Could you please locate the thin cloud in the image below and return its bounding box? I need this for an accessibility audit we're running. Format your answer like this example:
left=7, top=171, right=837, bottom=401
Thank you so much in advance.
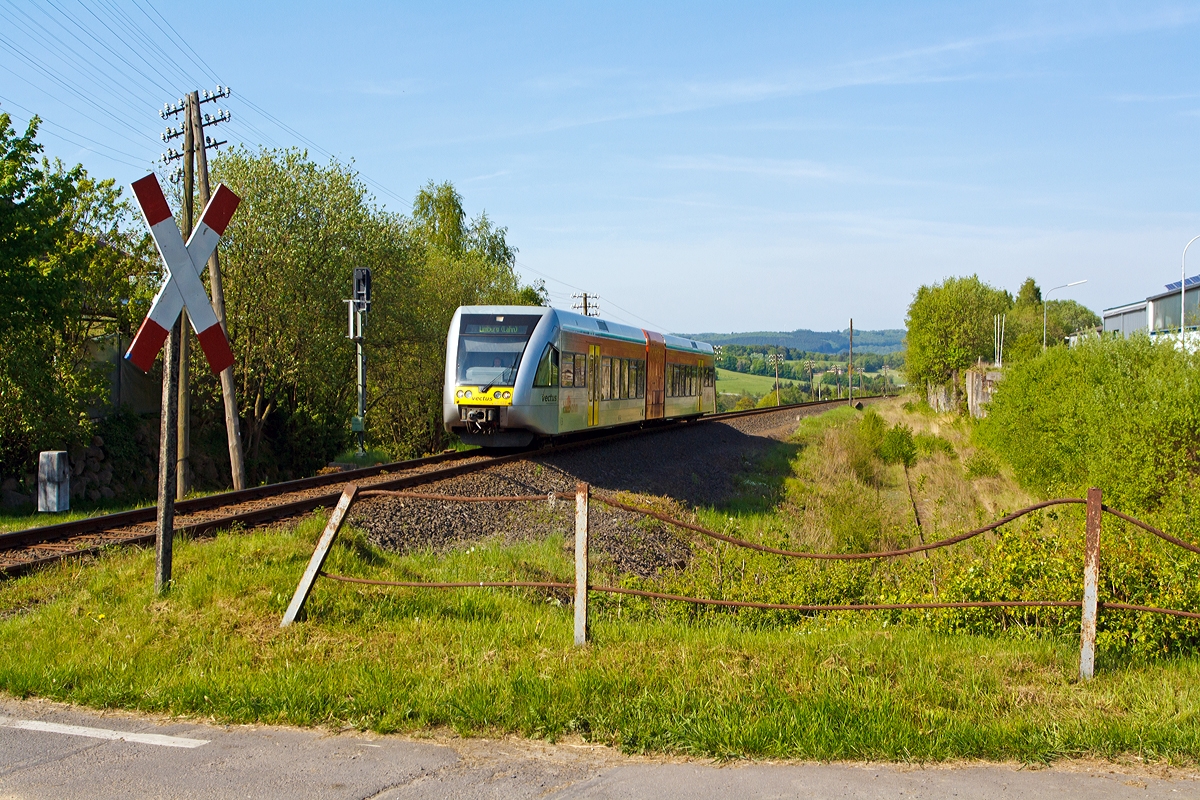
left=1111, top=92, right=1200, bottom=102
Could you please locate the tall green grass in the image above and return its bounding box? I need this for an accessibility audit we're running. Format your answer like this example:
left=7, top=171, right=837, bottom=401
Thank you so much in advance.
left=2, top=517, right=1200, bottom=761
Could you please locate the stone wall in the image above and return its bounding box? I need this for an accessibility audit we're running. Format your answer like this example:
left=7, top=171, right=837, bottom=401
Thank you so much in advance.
left=926, top=370, right=961, bottom=413
left=1, top=416, right=161, bottom=510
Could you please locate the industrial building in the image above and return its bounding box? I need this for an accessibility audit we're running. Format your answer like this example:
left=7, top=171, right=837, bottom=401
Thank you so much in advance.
left=1102, top=276, right=1200, bottom=342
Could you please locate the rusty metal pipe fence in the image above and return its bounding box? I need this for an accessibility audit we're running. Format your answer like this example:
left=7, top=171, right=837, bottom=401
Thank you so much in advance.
left=280, top=483, right=1200, bottom=680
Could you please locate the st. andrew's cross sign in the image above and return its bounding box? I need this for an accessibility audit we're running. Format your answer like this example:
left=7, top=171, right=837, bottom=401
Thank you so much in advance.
left=125, top=173, right=240, bottom=374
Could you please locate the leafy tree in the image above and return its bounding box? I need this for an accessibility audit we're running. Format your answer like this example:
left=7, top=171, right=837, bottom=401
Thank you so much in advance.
left=904, top=275, right=1011, bottom=390
left=1015, top=277, right=1042, bottom=307
left=1001, top=279, right=1102, bottom=365
left=0, top=113, right=156, bottom=482
left=1049, top=298, right=1100, bottom=336
left=206, top=150, right=540, bottom=479
left=0, top=114, right=78, bottom=338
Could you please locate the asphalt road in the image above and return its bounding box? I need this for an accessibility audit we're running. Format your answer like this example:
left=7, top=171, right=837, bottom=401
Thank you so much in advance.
left=1, top=696, right=1196, bottom=799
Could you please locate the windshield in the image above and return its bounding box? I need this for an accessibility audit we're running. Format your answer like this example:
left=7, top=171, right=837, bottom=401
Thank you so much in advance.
left=455, top=314, right=542, bottom=386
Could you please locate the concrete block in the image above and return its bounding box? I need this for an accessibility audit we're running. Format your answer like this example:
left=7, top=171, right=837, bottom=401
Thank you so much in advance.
left=38, top=451, right=70, bottom=512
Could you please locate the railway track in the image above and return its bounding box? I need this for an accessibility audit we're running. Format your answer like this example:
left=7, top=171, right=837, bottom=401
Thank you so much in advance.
left=0, top=396, right=876, bottom=577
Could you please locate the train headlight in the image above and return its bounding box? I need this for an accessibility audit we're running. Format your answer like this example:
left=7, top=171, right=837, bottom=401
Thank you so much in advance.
left=503, top=391, right=511, bottom=399
left=455, top=390, right=464, bottom=399
left=464, top=390, right=473, bottom=399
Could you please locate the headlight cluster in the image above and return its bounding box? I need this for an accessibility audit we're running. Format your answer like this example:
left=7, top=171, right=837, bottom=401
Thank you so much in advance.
left=455, top=389, right=511, bottom=399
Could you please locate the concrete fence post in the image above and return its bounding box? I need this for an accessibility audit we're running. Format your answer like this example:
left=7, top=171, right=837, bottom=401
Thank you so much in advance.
left=1079, top=486, right=1102, bottom=681
left=574, top=482, right=589, bottom=647
left=37, top=451, right=69, bottom=513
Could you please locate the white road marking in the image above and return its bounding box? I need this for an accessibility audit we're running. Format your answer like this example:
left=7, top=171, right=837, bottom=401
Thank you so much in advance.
left=0, top=716, right=209, bottom=749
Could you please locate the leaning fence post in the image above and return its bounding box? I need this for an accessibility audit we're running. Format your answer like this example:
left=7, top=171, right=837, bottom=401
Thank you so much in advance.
left=1079, top=486, right=1102, bottom=681
left=574, top=482, right=589, bottom=646
left=281, top=484, right=358, bottom=627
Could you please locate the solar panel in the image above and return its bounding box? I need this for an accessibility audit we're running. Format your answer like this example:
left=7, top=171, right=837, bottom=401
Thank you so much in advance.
left=1164, top=275, right=1200, bottom=291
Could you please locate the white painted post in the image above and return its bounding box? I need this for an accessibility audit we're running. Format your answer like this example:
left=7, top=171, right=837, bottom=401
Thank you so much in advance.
left=37, top=451, right=69, bottom=512
left=1079, top=487, right=1101, bottom=681
left=281, top=484, right=359, bottom=627
left=574, top=482, right=589, bottom=647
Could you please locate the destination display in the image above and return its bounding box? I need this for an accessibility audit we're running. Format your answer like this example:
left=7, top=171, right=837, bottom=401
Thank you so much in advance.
left=466, top=324, right=527, bottom=335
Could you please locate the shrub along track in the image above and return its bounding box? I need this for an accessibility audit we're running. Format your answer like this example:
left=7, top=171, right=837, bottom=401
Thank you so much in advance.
left=0, top=397, right=873, bottom=578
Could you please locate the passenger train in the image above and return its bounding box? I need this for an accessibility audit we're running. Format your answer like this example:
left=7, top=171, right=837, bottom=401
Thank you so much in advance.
left=443, top=306, right=716, bottom=447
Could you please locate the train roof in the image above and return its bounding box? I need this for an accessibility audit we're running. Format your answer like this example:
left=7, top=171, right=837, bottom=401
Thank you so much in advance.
left=452, top=306, right=714, bottom=354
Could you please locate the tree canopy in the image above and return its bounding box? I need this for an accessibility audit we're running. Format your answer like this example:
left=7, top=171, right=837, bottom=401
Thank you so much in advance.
left=904, top=275, right=1100, bottom=390
left=0, top=113, right=156, bottom=480
left=206, top=147, right=544, bottom=480
left=904, top=275, right=1011, bottom=389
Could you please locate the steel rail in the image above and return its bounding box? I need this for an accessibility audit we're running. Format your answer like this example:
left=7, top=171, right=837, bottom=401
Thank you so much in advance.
left=0, top=448, right=476, bottom=551
left=1, top=396, right=866, bottom=577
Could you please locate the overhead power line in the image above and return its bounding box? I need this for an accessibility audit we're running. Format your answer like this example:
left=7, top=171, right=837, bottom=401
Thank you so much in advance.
left=0, top=93, right=151, bottom=168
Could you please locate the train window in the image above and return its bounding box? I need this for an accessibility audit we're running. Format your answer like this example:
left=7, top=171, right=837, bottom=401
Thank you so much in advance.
left=637, top=360, right=646, bottom=398
left=456, top=313, right=540, bottom=387
left=601, top=356, right=612, bottom=400
left=704, top=367, right=714, bottom=387
left=575, top=353, right=587, bottom=387
left=560, top=352, right=575, bottom=387
left=620, top=358, right=629, bottom=399
left=533, top=344, right=559, bottom=387
left=673, top=364, right=688, bottom=397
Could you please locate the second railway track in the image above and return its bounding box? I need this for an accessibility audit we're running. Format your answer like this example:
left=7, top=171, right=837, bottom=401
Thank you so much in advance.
left=0, top=396, right=876, bottom=577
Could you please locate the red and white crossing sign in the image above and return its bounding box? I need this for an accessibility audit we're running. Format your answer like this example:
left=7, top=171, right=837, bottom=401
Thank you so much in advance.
left=125, top=173, right=240, bottom=375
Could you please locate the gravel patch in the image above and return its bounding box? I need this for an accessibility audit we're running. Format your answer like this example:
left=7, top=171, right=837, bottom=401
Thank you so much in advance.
left=352, top=402, right=868, bottom=578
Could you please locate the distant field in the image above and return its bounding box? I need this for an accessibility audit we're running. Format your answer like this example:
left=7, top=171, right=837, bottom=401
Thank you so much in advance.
left=716, top=368, right=793, bottom=396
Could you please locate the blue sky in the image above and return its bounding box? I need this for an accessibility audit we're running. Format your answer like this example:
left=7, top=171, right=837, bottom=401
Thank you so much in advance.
left=3, top=2, right=1199, bottom=333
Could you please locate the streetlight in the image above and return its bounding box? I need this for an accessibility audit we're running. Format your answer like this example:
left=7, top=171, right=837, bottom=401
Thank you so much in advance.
left=1044, top=280, right=1087, bottom=351
left=1182, top=236, right=1200, bottom=336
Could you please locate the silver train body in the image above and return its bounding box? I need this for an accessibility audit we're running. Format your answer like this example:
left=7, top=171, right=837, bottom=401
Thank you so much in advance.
left=443, top=306, right=716, bottom=447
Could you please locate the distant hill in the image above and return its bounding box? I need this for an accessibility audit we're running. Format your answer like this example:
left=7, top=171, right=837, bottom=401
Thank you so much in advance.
left=678, top=328, right=906, bottom=355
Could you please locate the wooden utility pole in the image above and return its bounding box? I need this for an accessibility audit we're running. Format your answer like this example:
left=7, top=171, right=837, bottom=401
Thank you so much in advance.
left=175, top=92, right=196, bottom=500
left=768, top=353, right=783, bottom=406
left=848, top=318, right=854, bottom=405
left=156, top=319, right=180, bottom=594
left=191, top=92, right=246, bottom=490
left=572, top=292, right=598, bottom=317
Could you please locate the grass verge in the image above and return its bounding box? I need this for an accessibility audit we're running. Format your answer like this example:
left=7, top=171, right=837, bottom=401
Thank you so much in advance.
left=2, top=512, right=1199, bottom=762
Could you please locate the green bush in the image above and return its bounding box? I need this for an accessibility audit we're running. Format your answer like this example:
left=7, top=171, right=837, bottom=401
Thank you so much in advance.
left=858, top=409, right=887, bottom=453
left=914, top=432, right=955, bottom=459
left=978, top=335, right=1200, bottom=514
left=964, top=450, right=1001, bottom=478
left=879, top=423, right=917, bottom=467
